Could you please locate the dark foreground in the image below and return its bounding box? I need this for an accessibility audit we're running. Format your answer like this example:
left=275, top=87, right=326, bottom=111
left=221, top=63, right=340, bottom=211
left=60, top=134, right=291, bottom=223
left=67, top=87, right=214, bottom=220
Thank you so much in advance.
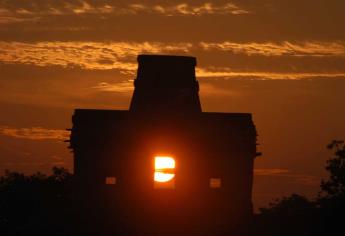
left=1, top=141, right=344, bottom=235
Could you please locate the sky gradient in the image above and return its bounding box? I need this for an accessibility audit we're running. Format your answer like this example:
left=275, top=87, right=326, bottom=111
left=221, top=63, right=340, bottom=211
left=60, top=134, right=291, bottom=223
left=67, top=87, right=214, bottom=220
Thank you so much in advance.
left=1, top=0, right=345, bottom=208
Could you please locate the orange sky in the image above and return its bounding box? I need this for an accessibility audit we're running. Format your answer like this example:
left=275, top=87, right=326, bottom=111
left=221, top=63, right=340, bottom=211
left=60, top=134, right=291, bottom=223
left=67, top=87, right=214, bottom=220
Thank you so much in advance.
left=0, top=0, right=345, bottom=208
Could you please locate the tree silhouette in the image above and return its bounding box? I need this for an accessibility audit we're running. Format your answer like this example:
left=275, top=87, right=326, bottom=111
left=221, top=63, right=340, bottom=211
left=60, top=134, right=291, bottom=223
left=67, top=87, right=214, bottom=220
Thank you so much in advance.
left=1, top=141, right=345, bottom=236
left=254, top=194, right=317, bottom=236
left=254, top=140, right=345, bottom=236
left=316, top=140, right=345, bottom=235
left=0, top=167, right=74, bottom=235
left=320, top=140, right=345, bottom=198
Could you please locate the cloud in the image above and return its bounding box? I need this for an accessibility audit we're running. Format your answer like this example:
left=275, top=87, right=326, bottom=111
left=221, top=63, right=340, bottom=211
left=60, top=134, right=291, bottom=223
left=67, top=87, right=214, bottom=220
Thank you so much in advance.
left=200, top=41, right=345, bottom=57
left=0, top=126, right=70, bottom=141
left=0, top=1, right=113, bottom=23
left=196, top=68, right=345, bottom=79
left=1, top=40, right=345, bottom=80
left=67, top=1, right=114, bottom=15
left=254, top=168, right=290, bottom=176
left=0, top=6, right=40, bottom=24
left=0, top=41, right=192, bottom=71
left=92, top=81, right=134, bottom=93
left=0, top=1, right=249, bottom=24
left=146, top=2, right=250, bottom=16
left=254, top=168, right=320, bottom=186
left=200, top=81, right=239, bottom=96
left=1, top=1, right=344, bottom=43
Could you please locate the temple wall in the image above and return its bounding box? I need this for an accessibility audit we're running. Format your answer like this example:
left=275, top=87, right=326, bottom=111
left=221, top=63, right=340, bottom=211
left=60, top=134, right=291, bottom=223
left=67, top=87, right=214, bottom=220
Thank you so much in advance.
left=70, top=110, right=257, bottom=234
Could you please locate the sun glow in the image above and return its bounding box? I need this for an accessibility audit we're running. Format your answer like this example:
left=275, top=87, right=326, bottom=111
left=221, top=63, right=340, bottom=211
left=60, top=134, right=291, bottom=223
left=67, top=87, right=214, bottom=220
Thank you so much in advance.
left=154, top=172, right=175, bottom=182
left=154, top=156, right=175, bottom=183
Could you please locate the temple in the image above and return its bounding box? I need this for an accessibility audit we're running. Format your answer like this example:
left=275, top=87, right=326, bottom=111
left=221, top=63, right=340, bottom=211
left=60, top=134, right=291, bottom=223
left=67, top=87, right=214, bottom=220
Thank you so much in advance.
left=69, top=55, right=258, bottom=235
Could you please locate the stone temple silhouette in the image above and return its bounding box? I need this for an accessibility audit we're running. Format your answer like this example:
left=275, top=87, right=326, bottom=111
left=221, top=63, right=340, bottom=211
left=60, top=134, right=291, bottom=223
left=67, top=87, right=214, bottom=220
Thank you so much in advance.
left=70, top=55, right=258, bottom=235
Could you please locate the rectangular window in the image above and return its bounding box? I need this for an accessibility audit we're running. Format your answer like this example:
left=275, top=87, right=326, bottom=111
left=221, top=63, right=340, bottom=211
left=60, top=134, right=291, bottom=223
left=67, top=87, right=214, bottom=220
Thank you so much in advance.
left=210, top=178, right=221, bottom=188
left=154, top=156, right=175, bottom=189
left=105, top=177, right=116, bottom=185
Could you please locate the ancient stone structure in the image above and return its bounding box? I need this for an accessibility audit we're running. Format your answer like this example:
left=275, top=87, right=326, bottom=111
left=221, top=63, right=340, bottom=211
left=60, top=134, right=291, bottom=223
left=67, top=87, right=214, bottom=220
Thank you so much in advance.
left=70, top=55, right=258, bottom=235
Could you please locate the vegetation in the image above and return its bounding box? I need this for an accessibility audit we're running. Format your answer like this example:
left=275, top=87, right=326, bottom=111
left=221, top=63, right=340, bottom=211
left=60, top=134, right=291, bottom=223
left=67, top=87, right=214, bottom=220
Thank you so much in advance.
left=0, top=140, right=344, bottom=235
left=0, top=167, right=74, bottom=235
left=254, top=140, right=345, bottom=235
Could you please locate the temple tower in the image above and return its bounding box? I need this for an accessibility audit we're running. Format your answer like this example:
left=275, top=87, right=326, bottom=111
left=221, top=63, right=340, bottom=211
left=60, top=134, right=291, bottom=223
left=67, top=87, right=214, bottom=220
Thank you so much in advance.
left=129, top=55, right=201, bottom=113
left=70, top=54, right=258, bottom=235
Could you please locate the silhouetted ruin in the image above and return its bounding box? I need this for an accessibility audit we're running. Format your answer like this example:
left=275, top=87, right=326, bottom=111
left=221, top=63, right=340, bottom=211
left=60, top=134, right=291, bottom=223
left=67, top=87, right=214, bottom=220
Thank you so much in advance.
left=69, top=55, right=259, bottom=235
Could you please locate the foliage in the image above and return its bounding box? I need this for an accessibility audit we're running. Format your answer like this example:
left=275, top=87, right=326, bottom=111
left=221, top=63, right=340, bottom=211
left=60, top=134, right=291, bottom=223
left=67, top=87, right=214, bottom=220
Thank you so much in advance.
left=254, top=140, right=345, bottom=236
left=259, top=193, right=315, bottom=215
left=255, top=194, right=317, bottom=236
left=0, top=167, right=74, bottom=235
left=1, top=140, right=345, bottom=235
left=320, top=140, right=345, bottom=198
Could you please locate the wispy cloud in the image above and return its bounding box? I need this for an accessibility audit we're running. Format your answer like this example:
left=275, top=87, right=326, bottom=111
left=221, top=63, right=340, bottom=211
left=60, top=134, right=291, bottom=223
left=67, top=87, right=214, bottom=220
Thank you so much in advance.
left=0, top=41, right=192, bottom=71
left=254, top=168, right=290, bottom=176
left=0, top=126, right=69, bottom=141
left=0, top=1, right=249, bottom=24
left=200, top=41, right=345, bottom=57
left=0, top=6, right=39, bottom=24
left=196, top=68, right=345, bottom=79
left=131, top=2, right=250, bottom=16
left=254, top=168, right=320, bottom=186
left=92, top=81, right=134, bottom=93
left=66, top=1, right=114, bottom=15
left=1, top=41, right=345, bottom=80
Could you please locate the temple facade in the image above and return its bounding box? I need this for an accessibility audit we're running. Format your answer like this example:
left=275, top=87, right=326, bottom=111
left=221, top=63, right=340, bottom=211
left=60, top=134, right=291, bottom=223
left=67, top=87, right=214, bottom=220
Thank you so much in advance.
left=70, top=55, right=258, bottom=235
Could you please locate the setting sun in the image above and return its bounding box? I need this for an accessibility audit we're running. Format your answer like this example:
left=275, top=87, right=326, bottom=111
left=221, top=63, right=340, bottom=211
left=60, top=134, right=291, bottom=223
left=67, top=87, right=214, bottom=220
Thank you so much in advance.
left=154, top=156, right=175, bottom=183
left=154, top=172, right=175, bottom=182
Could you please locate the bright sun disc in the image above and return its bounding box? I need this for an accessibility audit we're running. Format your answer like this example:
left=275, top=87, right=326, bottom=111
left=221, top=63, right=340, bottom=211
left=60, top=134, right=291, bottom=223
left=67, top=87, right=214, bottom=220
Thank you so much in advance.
left=154, top=156, right=175, bottom=183
left=155, top=156, right=175, bottom=169
left=154, top=172, right=175, bottom=182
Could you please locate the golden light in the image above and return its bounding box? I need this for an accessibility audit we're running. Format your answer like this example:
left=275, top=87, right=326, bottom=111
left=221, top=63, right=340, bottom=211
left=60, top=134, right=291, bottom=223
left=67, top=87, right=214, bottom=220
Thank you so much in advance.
left=154, top=156, right=175, bottom=185
left=155, top=156, right=175, bottom=170
left=154, top=172, right=175, bottom=183
left=105, top=177, right=116, bottom=185
left=210, top=178, right=221, bottom=188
